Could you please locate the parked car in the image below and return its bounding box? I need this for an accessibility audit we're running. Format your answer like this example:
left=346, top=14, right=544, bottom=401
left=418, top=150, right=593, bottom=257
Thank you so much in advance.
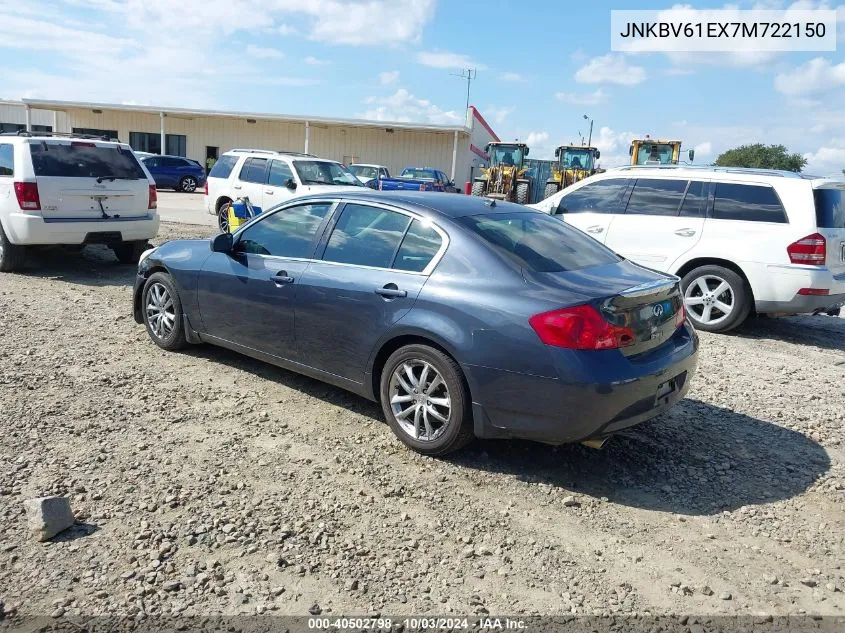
left=530, top=165, right=845, bottom=332
left=0, top=132, right=159, bottom=272
left=377, top=167, right=458, bottom=193
left=142, top=154, right=206, bottom=193
left=134, top=191, right=697, bottom=455
left=205, top=149, right=364, bottom=232
left=348, top=163, right=390, bottom=186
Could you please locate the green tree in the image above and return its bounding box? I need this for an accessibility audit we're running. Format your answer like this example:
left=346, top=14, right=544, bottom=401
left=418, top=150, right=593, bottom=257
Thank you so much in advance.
left=714, top=144, right=807, bottom=172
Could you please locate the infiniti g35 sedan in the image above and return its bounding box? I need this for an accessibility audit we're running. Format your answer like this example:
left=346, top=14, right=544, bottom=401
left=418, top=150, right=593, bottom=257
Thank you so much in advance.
left=133, top=192, right=698, bottom=455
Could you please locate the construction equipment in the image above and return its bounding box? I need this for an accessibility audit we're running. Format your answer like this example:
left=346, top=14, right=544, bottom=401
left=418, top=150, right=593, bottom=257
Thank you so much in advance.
left=630, top=136, right=694, bottom=166
left=543, top=145, right=601, bottom=199
left=470, top=142, right=533, bottom=204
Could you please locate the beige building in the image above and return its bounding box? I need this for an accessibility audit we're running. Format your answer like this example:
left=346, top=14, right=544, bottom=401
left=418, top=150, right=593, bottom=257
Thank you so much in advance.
left=0, top=99, right=499, bottom=186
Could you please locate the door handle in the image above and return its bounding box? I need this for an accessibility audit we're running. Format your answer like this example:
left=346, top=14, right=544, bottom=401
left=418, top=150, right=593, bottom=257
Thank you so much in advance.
left=233, top=184, right=242, bottom=190
left=674, top=228, right=696, bottom=237
left=265, top=190, right=274, bottom=195
left=273, top=271, right=294, bottom=285
left=586, top=225, right=604, bottom=234
left=375, top=284, right=407, bottom=299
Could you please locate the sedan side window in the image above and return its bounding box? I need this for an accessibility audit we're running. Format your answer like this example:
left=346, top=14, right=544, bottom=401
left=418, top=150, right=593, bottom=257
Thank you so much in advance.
left=556, top=178, right=629, bottom=214
left=267, top=160, right=295, bottom=187
left=393, top=220, right=443, bottom=272
left=323, top=203, right=411, bottom=268
left=235, top=203, right=333, bottom=258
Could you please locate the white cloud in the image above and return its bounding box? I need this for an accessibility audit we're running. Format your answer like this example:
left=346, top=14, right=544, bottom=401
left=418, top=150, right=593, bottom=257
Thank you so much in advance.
left=523, top=131, right=555, bottom=159
left=361, top=89, right=464, bottom=125
left=246, top=44, right=284, bottom=59
left=774, top=57, right=845, bottom=96
left=416, top=50, right=487, bottom=70
left=803, top=146, right=845, bottom=175
left=694, top=141, right=713, bottom=157
left=499, top=72, right=524, bottom=82
left=485, top=106, right=514, bottom=125
left=593, top=126, right=643, bottom=169
left=379, top=70, right=400, bottom=85
left=555, top=89, right=607, bottom=105
left=304, top=55, right=330, bottom=65
left=575, top=54, right=646, bottom=86
left=665, top=67, right=695, bottom=76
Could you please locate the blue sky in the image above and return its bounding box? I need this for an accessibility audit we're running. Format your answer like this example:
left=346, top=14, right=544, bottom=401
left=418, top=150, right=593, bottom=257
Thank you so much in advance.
left=1, top=0, right=844, bottom=173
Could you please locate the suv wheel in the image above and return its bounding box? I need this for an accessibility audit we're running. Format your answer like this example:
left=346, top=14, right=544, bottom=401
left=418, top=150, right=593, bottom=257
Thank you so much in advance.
left=379, top=344, right=474, bottom=456
left=681, top=265, right=752, bottom=333
left=0, top=222, right=26, bottom=272
left=218, top=202, right=231, bottom=233
left=179, top=176, right=198, bottom=193
left=112, top=240, right=148, bottom=265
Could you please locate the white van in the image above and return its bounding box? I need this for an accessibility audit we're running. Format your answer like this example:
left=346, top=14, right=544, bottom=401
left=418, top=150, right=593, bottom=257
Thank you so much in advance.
left=0, top=132, right=160, bottom=272
left=531, top=165, right=845, bottom=332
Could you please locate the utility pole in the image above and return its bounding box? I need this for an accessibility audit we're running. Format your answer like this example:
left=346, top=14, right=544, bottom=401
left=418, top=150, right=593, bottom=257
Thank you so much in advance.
left=451, top=68, right=477, bottom=113
left=583, top=114, right=594, bottom=146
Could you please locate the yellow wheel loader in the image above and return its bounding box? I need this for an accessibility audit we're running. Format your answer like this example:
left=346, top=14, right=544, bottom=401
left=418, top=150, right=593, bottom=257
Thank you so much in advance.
left=543, top=145, right=601, bottom=200
left=629, top=136, right=694, bottom=166
left=470, top=142, right=533, bottom=204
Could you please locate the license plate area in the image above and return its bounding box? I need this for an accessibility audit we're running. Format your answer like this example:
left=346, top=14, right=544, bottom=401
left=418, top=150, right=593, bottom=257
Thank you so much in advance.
left=655, top=377, right=678, bottom=404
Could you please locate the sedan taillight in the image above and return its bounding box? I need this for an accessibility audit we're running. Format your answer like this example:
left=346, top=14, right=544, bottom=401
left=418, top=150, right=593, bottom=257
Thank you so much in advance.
left=529, top=305, right=636, bottom=350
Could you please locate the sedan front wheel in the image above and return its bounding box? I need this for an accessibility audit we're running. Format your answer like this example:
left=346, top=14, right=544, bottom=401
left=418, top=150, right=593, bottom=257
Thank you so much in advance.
left=380, top=344, right=473, bottom=456
left=142, top=272, right=187, bottom=351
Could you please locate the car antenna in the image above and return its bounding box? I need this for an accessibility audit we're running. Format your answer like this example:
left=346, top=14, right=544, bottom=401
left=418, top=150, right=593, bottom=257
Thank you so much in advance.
left=485, top=199, right=496, bottom=207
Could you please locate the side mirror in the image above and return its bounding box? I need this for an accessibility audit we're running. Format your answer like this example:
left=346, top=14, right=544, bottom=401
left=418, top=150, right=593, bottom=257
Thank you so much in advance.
left=554, top=147, right=560, bottom=158
left=285, top=178, right=297, bottom=190
left=629, top=146, right=634, bottom=155
left=688, top=149, right=695, bottom=162
left=595, top=150, right=601, bottom=159
left=524, top=147, right=530, bottom=156
left=210, top=232, right=233, bottom=253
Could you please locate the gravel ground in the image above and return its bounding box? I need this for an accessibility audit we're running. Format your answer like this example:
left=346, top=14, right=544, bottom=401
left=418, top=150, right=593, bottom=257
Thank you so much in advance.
left=0, top=222, right=843, bottom=619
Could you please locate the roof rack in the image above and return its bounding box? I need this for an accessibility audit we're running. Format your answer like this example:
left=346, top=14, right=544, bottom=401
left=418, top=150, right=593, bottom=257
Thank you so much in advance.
left=227, top=148, right=316, bottom=158
left=0, top=130, right=119, bottom=142
left=611, top=164, right=803, bottom=179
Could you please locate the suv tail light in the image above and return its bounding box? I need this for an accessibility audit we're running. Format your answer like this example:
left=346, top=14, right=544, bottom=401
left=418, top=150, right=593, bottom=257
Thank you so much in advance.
left=529, top=304, right=636, bottom=350
left=787, top=233, right=826, bottom=265
left=14, top=182, right=41, bottom=211
left=148, top=184, right=158, bottom=210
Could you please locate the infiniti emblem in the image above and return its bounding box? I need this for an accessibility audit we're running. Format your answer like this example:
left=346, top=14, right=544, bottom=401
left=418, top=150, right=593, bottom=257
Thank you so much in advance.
left=652, top=304, right=664, bottom=318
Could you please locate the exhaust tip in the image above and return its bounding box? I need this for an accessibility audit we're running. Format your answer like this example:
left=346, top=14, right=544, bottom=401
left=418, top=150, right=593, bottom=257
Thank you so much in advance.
left=581, top=437, right=609, bottom=450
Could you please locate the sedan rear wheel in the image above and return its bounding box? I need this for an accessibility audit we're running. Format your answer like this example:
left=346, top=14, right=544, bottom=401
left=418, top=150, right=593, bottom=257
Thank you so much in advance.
left=380, top=344, right=473, bottom=456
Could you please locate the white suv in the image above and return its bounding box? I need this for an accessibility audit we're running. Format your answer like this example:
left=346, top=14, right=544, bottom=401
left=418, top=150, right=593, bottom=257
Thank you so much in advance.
left=531, top=166, right=845, bottom=332
left=205, top=149, right=365, bottom=231
left=0, top=132, right=159, bottom=272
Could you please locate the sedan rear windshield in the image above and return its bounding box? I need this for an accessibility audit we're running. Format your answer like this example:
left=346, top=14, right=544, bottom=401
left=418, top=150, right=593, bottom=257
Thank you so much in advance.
left=814, top=188, right=845, bottom=228
left=460, top=211, right=621, bottom=273
left=30, top=143, right=146, bottom=179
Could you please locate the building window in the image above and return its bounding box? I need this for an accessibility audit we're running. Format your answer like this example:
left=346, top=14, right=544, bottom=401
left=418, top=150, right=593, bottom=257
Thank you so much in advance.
left=73, top=127, right=119, bottom=140
left=0, top=123, right=52, bottom=134
left=129, top=132, right=187, bottom=157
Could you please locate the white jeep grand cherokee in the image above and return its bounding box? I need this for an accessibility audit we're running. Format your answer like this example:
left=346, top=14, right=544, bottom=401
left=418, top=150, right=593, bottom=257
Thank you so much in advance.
left=531, top=165, right=845, bottom=332
left=0, top=132, right=159, bottom=272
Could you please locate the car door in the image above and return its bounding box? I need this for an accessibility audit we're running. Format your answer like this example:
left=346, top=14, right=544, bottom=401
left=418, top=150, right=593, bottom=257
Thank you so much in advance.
left=603, top=178, right=706, bottom=272
left=552, top=177, right=630, bottom=243
left=234, top=157, right=269, bottom=210
left=143, top=157, right=164, bottom=186
left=195, top=201, right=336, bottom=359
left=163, top=157, right=188, bottom=188
left=295, top=201, right=446, bottom=383
left=264, top=159, right=298, bottom=208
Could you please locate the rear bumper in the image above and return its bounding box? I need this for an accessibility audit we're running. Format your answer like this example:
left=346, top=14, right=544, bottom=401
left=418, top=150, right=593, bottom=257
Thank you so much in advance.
left=756, top=292, right=845, bottom=315
left=751, top=264, right=845, bottom=314
left=466, top=323, right=698, bottom=444
left=3, top=212, right=159, bottom=246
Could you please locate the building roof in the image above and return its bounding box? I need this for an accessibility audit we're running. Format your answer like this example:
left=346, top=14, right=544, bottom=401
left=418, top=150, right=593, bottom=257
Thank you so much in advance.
left=21, top=98, right=471, bottom=135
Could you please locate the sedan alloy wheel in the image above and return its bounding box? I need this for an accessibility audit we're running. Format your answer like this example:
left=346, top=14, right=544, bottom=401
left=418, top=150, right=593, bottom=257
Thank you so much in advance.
left=389, top=359, right=451, bottom=442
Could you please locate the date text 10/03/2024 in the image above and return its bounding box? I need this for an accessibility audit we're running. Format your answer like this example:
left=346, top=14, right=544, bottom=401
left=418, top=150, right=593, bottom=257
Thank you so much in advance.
left=307, top=617, right=527, bottom=630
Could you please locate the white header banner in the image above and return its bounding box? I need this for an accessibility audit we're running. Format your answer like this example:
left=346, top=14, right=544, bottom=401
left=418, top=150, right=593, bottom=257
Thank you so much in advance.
left=611, top=9, right=836, bottom=52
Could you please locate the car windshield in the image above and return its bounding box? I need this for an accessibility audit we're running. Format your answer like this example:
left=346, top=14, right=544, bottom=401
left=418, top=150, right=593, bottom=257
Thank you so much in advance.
left=460, top=211, right=621, bottom=273
left=490, top=146, right=524, bottom=167
left=293, top=161, right=362, bottom=186
left=401, top=169, right=437, bottom=180
left=349, top=166, right=378, bottom=180
left=561, top=149, right=594, bottom=170
left=29, top=142, right=146, bottom=179
left=636, top=143, right=675, bottom=165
